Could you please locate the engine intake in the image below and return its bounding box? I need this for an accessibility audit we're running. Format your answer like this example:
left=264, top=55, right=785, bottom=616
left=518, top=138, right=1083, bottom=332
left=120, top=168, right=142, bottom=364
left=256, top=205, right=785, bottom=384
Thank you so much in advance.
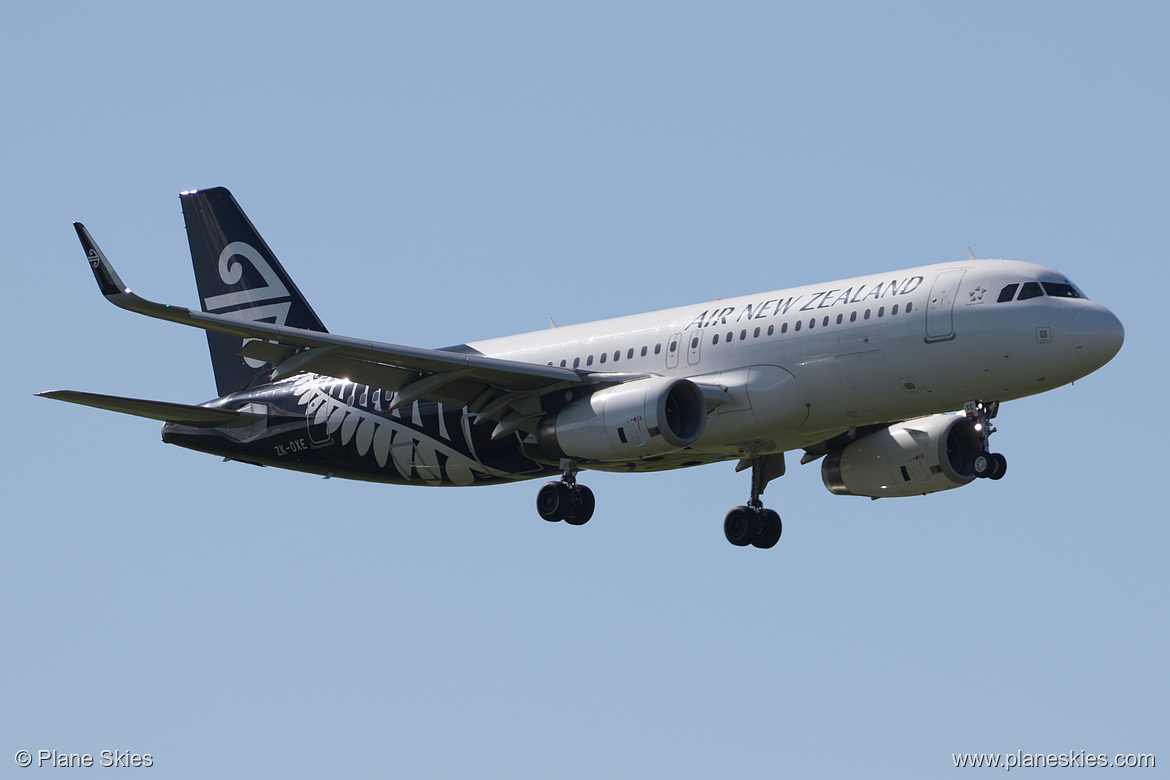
left=821, top=413, right=982, bottom=498
left=537, top=376, right=707, bottom=461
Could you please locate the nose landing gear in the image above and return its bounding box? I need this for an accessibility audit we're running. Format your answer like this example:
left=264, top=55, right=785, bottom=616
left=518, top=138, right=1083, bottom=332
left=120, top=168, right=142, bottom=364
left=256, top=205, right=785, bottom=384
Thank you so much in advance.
left=965, top=400, right=1008, bottom=480
left=536, top=458, right=595, bottom=525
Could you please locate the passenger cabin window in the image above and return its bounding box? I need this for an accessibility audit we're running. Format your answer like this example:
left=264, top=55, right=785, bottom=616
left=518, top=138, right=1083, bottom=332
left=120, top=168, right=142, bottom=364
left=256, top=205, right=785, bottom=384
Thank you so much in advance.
left=641, top=346, right=648, bottom=357
left=627, top=348, right=634, bottom=359
left=654, top=344, right=662, bottom=355
left=599, top=352, right=606, bottom=364
left=1018, top=282, right=1043, bottom=300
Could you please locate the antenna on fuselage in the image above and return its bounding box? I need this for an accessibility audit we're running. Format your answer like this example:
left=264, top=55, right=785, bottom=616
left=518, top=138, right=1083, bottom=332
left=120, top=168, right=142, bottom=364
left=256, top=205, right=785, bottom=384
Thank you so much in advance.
left=967, top=247, right=978, bottom=261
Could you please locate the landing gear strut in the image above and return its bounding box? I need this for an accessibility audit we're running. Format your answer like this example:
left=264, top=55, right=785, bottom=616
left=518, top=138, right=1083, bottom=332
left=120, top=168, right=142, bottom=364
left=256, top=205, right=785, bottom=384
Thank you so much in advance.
left=965, top=400, right=1008, bottom=481
left=724, top=453, right=784, bottom=549
left=536, top=458, right=595, bottom=525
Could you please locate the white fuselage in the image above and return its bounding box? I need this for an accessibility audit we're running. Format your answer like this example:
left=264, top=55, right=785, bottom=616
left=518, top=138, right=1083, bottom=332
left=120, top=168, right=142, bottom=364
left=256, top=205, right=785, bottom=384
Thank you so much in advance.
left=469, top=259, right=1123, bottom=465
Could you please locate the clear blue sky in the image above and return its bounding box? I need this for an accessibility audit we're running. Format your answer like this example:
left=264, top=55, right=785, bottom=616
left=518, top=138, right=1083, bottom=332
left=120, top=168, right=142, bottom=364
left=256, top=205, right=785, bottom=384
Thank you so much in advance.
left=3, top=2, right=1165, bottom=776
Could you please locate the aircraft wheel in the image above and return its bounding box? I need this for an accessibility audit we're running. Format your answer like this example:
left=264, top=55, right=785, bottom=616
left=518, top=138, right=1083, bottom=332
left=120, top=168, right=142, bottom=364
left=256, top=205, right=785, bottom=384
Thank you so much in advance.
left=537, top=481, right=571, bottom=522
left=565, top=485, right=595, bottom=526
left=752, top=508, right=782, bottom=549
left=973, top=451, right=995, bottom=479
left=724, top=505, right=761, bottom=547
left=989, top=453, right=1008, bottom=480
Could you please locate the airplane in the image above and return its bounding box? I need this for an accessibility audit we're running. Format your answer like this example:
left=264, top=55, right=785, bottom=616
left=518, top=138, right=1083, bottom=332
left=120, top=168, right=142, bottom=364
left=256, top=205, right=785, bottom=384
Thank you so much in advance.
left=38, top=187, right=1124, bottom=548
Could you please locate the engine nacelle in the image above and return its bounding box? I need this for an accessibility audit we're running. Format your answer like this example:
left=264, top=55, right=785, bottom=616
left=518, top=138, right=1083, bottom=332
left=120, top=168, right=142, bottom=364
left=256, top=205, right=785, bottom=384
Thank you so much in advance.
left=821, top=413, right=982, bottom=498
left=537, top=376, right=707, bottom=461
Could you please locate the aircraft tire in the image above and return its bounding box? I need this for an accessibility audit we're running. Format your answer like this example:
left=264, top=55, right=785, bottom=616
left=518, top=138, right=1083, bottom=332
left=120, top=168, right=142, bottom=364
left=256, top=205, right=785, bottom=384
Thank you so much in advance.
left=565, top=485, right=595, bottom=526
left=537, top=481, right=571, bottom=522
left=973, top=451, right=995, bottom=479
left=724, top=505, right=760, bottom=547
left=752, top=509, right=782, bottom=549
left=989, top=453, right=1008, bottom=480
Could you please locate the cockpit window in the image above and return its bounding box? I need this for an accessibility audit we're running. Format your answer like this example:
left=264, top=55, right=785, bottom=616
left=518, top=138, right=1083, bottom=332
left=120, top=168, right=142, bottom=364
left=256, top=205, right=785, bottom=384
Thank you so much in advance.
left=1018, top=282, right=1044, bottom=301
left=1042, top=281, right=1082, bottom=299
left=999, top=279, right=1087, bottom=303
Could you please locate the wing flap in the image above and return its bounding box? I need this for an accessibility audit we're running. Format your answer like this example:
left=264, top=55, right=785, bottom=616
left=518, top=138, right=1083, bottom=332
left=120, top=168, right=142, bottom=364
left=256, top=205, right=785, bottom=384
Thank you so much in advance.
left=36, top=390, right=264, bottom=427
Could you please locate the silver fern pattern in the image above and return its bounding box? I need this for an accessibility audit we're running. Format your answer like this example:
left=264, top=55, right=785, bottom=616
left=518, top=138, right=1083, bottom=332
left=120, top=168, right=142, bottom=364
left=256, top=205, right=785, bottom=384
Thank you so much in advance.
left=289, top=374, right=513, bottom=485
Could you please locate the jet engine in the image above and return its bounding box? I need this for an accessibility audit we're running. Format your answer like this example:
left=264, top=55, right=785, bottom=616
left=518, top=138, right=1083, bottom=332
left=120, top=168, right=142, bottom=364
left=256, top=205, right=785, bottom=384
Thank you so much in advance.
left=537, top=376, right=707, bottom=461
left=821, top=413, right=982, bottom=498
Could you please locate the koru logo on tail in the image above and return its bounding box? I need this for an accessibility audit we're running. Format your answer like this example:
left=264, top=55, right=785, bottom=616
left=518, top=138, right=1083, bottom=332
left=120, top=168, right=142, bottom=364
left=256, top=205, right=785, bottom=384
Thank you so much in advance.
left=203, top=242, right=290, bottom=311
left=203, top=242, right=292, bottom=369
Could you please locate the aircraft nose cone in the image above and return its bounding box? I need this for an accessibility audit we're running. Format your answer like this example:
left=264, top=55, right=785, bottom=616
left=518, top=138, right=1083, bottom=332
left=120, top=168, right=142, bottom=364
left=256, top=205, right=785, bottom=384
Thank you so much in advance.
left=1071, top=304, right=1124, bottom=369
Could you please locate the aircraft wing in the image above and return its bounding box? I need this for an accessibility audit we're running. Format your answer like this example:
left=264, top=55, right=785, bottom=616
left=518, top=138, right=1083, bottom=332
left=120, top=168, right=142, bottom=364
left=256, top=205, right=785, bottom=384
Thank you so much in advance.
left=75, top=223, right=588, bottom=436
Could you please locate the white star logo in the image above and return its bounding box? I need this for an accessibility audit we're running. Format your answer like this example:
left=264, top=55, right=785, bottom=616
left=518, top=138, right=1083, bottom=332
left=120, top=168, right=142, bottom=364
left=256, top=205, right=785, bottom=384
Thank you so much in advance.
left=969, top=286, right=987, bottom=303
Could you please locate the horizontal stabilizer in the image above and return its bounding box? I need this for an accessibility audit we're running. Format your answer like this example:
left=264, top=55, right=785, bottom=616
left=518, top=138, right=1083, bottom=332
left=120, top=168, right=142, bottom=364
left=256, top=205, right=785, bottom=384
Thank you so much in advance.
left=36, top=390, right=264, bottom=428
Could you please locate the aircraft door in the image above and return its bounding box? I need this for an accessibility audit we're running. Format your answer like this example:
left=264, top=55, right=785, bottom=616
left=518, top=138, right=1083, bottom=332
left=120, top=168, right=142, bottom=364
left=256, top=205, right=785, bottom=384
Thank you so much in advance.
left=303, top=379, right=334, bottom=445
left=925, top=269, right=966, bottom=342
left=687, top=330, right=704, bottom=366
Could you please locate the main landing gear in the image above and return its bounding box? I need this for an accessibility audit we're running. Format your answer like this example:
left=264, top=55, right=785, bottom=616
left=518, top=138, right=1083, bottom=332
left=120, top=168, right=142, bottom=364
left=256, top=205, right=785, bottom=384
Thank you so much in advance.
left=724, top=453, right=785, bottom=549
left=536, top=459, right=595, bottom=526
left=965, top=400, right=1008, bottom=481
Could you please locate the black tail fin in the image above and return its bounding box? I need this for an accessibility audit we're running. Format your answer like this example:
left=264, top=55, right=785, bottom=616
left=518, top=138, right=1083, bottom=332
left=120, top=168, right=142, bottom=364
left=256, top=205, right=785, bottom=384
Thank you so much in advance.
left=180, top=187, right=328, bottom=396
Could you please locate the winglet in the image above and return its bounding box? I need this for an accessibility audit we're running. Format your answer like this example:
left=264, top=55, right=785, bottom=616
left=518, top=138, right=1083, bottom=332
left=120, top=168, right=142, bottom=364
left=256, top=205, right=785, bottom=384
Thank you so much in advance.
left=74, top=222, right=129, bottom=297
left=70, top=222, right=197, bottom=325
